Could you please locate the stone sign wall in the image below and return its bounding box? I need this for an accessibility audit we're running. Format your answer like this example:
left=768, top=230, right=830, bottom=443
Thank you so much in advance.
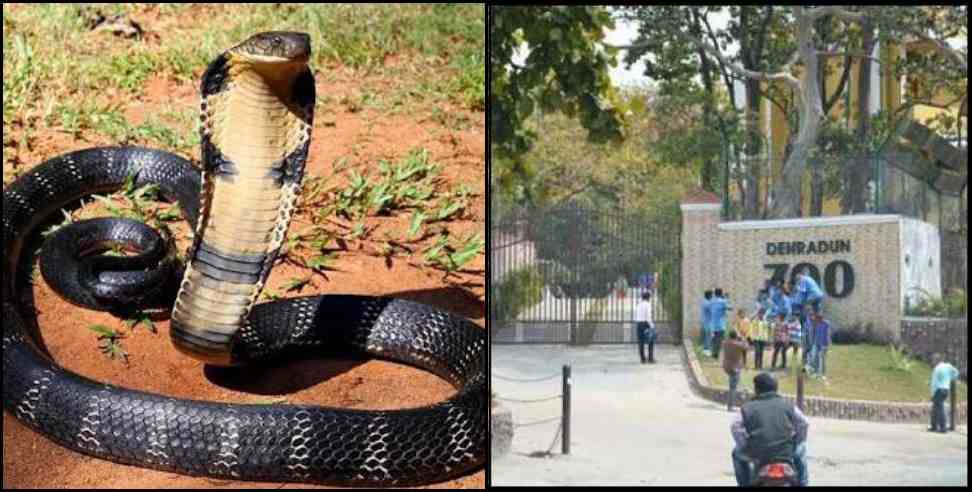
left=680, top=194, right=942, bottom=344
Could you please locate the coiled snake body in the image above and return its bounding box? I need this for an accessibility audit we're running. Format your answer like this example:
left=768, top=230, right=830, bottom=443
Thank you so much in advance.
left=2, top=32, right=485, bottom=486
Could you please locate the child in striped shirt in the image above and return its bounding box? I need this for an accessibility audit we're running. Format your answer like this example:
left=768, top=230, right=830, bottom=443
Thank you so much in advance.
left=785, top=313, right=802, bottom=368
left=771, top=313, right=790, bottom=370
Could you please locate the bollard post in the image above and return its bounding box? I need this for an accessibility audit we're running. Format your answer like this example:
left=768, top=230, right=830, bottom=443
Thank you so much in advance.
left=796, top=362, right=805, bottom=411
left=950, top=379, right=957, bottom=431
left=562, top=364, right=571, bottom=455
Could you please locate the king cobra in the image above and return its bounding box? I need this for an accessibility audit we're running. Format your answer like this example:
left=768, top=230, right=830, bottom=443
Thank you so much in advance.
left=2, top=32, right=485, bottom=486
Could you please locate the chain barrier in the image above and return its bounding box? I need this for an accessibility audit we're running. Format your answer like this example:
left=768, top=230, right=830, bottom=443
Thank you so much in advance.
left=492, top=365, right=572, bottom=455
left=545, top=422, right=563, bottom=455
left=492, top=371, right=561, bottom=383
left=496, top=394, right=562, bottom=404
left=513, top=415, right=562, bottom=428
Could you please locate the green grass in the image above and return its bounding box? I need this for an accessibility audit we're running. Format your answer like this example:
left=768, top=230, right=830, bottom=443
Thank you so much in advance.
left=422, top=232, right=485, bottom=275
left=694, top=343, right=968, bottom=403
left=3, top=4, right=484, bottom=175
left=3, top=4, right=484, bottom=281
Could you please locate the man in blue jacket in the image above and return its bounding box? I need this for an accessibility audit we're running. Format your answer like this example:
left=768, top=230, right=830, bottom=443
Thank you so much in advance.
left=702, top=290, right=714, bottom=355
left=768, top=283, right=792, bottom=321
left=808, top=312, right=832, bottom=379
left=710, top=288, right=732, bottom=359
left=795, top=269, right=825, bottom=319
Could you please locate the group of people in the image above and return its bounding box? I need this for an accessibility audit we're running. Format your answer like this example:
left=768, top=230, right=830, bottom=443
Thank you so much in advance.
left=688, top=267, right=966, bottom=486
left=702, top=268, right=832, bottom=379
left=630, top=265, right=963, bottom=486
left=699, top=288, right=732, bottom=359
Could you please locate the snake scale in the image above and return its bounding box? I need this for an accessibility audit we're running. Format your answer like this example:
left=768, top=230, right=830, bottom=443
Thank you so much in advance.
left=2, top=32, right=486, bottom=486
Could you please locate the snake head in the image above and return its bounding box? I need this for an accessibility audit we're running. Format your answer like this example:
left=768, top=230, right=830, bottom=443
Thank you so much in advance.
left=228, top=31, right=311, bottom=64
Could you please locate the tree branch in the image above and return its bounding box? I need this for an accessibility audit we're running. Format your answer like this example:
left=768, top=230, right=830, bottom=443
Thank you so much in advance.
left=913, top=32, right=968, bottom=71
left=753, top=6, right=774, bottom=69
left=604, top=42, right=652, bottom=51
left=824, top=54, right=852, bottom=113
left=805, top=6, right=866, bottom=23
left=904, top=93, right=968, bottom=111
left=698, top=10, right=738, bottom=107
left=696, top=39, right=801, bottom=92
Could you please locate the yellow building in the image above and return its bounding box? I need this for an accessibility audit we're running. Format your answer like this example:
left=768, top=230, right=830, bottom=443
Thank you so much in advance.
left=737, top=37, right=966, bottom=216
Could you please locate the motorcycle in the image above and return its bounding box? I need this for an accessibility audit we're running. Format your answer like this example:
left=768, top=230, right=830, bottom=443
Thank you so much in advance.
left=751, top=460, right=800, bottom=487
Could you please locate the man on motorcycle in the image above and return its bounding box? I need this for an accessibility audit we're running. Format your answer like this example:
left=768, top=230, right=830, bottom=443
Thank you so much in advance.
left=730, top=373, right=809, bottom=486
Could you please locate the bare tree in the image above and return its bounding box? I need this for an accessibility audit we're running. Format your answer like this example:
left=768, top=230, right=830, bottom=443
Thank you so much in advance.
left=689, top=7, right=882, bottom=218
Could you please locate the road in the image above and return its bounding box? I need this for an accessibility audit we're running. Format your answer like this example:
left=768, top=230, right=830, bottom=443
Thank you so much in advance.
left=491, top=344, right=967, bottom=486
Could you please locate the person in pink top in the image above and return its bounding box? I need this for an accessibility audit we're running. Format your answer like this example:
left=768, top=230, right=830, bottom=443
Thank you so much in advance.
left=770, top=313, right=791, bottom=370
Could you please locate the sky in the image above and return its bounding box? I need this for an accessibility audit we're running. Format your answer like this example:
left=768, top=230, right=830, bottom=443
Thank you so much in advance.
left=603, top=8, right=965, bottom=107
left=511, top=7, right=966, bottom=111
left=604, top=9, right=732, bottom=89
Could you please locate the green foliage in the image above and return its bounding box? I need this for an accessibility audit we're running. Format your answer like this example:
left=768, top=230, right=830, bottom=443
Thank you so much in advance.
left=491, top=266, right=544, bottom=324
left=885, top=344, right=915, bottom=373
left=124, top=311, right=156, bottom=334
left=905, top=287, right=967, bottom=318
left=88, top=324, right=128, bottom=364
left=423, top=233, right=484, bottom=274
left=575, top=298, right=607, bottom=345
left=491, top=6, right=624, bottom=206
left=282, top=276, right=313, bottom=293
left=327, top=149, right=440, bottom=221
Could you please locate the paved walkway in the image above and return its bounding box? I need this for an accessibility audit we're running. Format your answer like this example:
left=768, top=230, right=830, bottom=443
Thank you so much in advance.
left=492, top=345, right=968, bottom=486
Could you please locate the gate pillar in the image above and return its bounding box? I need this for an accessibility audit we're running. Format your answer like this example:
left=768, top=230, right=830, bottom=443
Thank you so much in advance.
left=680, top=190, right=722, bottom=344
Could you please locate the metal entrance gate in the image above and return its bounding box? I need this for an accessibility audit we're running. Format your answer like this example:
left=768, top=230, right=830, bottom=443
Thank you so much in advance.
left=491, top=202, right=681, bottom=344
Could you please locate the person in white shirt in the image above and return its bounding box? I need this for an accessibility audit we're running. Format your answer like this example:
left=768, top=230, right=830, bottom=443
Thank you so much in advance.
left=635, top=291, right=656, bottom=364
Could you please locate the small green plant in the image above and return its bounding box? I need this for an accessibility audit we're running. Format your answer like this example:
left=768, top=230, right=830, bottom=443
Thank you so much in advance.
left=261, top=288, right=282, bottom=301
left=88, top=324, right=128, bottom=364
left=306, top=253, right=335, bottom=272
left=154, top=203, right=182, bottom=222
left=327, top=148, right=442, bottom=221
left=124, top=311, right=156, bottom=334
left=299, top=174, right=331, bottom=210
left=433, top=196, right=465, bottom=222
left=41, top=209, right=75, bottom=237
left=408, top=210, right=428, bottom=239
left=886, top=344, right=915, bottom=372
left=350, top=222, right=368, bottom=240
left=91, top=168, right=162, bottom=222
left=282, top=276, right=313, bottom=293
left=423, top=232, right=484, bottom=274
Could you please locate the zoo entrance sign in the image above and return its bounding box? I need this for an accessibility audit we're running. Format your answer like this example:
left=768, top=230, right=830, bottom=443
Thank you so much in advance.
left=764, top=239, right=855, bottom=298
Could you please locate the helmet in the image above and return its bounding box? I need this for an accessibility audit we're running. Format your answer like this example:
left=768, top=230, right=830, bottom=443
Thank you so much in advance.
left=754, top=373, right=778, bottom=395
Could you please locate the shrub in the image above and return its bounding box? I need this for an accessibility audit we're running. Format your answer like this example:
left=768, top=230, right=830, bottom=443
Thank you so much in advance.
left=575, top=298, right=606, bottom=345
left=885, top=344, right=916, bottom=373
left=905, top=287, right=967, bottom=318
left=491, top=266, right=544, bottom=333
left=832, top=322, right=880, bottom=345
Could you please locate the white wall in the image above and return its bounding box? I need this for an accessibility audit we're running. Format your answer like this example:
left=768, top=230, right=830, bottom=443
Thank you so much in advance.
left=899, top=218, right=942, bottom=309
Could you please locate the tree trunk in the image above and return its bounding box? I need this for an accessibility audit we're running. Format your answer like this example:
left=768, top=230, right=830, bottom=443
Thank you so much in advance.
left=809, top=49, right=827, bottom=217
left=744, top=81, right=762, bottom=219
left=844, top=19, right=876, bottom=214
left=810, top=160, right=824, bottom=216
left=768, top=11, right=824, bottom=219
